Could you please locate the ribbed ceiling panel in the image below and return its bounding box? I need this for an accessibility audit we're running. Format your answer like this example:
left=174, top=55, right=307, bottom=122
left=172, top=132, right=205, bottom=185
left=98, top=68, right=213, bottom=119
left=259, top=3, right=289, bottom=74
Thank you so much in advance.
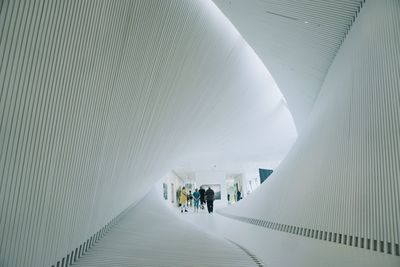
left=213, top=0, right=364, bottom=129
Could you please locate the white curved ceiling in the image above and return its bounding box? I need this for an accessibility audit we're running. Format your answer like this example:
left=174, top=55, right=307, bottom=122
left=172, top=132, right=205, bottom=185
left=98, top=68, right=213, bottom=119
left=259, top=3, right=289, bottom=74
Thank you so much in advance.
left=213, top=0, right=364, bottom=130
left=145, top=0, right=299, bottom=175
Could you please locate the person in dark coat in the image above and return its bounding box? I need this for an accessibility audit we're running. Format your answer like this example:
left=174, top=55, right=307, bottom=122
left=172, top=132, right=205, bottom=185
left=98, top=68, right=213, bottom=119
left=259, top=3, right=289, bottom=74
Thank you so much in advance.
left=205, top=187, right=215, bottom=213
left=236, top=190, right=241, bottom=202
left=199, top=186, right=206, bottom=209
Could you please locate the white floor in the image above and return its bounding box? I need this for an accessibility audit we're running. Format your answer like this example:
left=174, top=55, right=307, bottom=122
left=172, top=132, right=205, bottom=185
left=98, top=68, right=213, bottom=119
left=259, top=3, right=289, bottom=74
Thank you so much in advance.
left=178, top=203, right=400, bottom=267
left=72, top=188, right=258, bottom=267
left=73, top=186, right=400, bottom=267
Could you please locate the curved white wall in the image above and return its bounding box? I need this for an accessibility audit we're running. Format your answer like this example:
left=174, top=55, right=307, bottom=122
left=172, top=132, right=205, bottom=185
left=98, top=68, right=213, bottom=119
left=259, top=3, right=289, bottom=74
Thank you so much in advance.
left=222, top=0, right=400, bottom=261
left=0, top=0, right=295, bottom=266
left=213, top=0, right=365, bottom=130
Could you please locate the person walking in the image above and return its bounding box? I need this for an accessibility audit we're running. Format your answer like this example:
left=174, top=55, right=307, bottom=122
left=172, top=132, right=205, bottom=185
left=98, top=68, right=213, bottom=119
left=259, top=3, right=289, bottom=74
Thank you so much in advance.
left=176, top=187, right=181, bottom=207
left=205, top=186, right=215, bottom=213
left=199, top=186, right=206, bottom=210
left=180, top=187, right=188, bottom=213
left=236, top=190, right=241, bottom=202
left=192, top=188, right=200, bottom=212
left=188, top=190, right=193, bottom=207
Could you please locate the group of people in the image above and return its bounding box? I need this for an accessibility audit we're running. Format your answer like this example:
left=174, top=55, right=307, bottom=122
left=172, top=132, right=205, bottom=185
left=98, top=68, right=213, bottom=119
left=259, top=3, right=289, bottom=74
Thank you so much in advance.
left=179, top=186, right=215, bottom=213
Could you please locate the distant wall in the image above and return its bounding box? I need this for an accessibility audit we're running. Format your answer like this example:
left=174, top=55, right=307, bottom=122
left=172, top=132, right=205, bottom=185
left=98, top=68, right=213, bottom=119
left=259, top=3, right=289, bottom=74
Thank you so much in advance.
left=161, top=172, right=184, bottom=205
left=195, top=170, right=227, bottom=204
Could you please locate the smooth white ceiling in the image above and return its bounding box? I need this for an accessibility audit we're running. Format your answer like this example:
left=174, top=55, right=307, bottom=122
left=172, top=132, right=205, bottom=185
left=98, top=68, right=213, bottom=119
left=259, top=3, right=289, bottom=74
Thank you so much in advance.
left=168, top=0, right=298, bottom=175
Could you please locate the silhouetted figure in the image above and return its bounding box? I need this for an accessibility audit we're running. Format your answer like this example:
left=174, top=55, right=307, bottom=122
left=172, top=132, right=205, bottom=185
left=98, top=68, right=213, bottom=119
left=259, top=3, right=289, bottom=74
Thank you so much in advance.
left=193, top=188, right=200, bottom=212
left=188, top=190, right=193, bottom=207
left=176, top=187, right=181, bottom=207
left=199, top=186, right=206, bottom=209
left=236, top=190, right=241, bottom=202
left=180, top=187, right=188, bottom=213
left=205, top=187, right=215, bottom=213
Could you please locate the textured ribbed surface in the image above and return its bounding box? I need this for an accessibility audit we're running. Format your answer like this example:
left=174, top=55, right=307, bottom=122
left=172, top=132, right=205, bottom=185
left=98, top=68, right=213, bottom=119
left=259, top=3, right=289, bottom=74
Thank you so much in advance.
left=217, top=211, right=400, bottom=256
left=72, top=189, right=258, bottom=267
left=221, top=0, right=400, bottom=261
left=1, top=0, right=399, bottom=266
left=181, top=203, right=400, bottom=267
left=0, top=0, right=295, bottom=266
left=213, top=0, right=364, bottom=129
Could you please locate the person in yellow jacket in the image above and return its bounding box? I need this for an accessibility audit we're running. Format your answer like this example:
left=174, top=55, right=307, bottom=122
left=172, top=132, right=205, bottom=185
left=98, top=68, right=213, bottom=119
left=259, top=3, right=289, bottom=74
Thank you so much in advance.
left=180, top=187, right=188, bottom=213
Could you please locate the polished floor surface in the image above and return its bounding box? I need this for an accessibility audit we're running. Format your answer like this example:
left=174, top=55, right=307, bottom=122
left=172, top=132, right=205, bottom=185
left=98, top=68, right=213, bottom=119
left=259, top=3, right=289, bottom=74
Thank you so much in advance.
left=73, top=186, right=399, bottom=267
left=72, top=189, right=258, bottom=267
